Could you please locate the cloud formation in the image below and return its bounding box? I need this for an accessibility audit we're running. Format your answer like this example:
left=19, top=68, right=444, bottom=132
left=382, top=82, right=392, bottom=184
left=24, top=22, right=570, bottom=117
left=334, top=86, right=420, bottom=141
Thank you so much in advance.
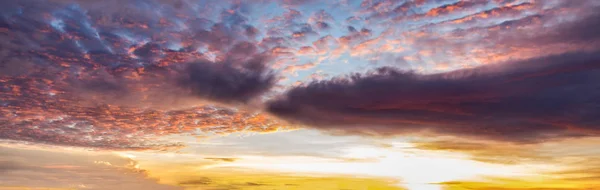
left=265, top=2, right=600, bottom=143
left=268, top=51, right=600, bottom=142
left=2, top=0, right=600, bottom=150
left=0, top=0, right=285, bottom=149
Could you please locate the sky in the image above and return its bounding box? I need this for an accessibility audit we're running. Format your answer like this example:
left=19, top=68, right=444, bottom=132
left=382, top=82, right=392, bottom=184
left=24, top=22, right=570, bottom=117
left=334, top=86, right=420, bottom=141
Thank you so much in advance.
left=1, top=0, right=600, bottom=189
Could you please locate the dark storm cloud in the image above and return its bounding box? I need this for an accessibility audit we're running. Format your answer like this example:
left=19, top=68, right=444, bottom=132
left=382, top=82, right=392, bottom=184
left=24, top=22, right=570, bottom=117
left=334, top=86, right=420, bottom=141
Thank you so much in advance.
left=179, top=54, right=277, bottom=104
left=264, top=4, right=600, bottom=143
left=534, top=11, right=600, bottom=45
left=267, top=51, right=600, bottom=142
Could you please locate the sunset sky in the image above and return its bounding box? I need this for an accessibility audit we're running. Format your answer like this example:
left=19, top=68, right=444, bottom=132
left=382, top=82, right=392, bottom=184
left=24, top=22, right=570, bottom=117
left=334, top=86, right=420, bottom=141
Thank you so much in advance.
left=1, top=0, right=600, bottom=189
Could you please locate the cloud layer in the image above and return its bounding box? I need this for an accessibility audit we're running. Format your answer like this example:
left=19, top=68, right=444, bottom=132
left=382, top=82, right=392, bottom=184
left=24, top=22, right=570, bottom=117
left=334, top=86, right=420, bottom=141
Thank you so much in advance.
left=0, top=0, right=285, bottom=149
left=2, top=0, right=600, bottom=149
left=268, top=51, right=600, bottom=142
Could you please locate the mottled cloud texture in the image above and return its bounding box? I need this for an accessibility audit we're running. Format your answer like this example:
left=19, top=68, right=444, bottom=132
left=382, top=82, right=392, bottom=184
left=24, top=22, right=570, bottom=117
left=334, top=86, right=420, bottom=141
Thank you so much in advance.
left=0, top=0, right=284, bottom=149
left=2, top=0, right=600, bottom=149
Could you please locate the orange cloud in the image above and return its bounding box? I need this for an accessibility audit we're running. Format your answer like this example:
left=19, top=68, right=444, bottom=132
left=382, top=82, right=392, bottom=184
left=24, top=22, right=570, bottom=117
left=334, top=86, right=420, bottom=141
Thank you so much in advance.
left=283, top=62, right=317, bottom=74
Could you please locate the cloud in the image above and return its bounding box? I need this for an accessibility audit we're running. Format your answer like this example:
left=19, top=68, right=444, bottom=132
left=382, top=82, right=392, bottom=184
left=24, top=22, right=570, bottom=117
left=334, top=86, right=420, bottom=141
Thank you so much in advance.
left=389, top=1, right=600, bottom=72
left=0, top=101, right=283, bottom=150
left=178, top=53, right=277, bottom=104
left=267, top=51, right=600, bottom=143
left=444, top=2, right=534, bottom=24
left=314, top=21, right=330, bottom=30
left=297, top=46, right=317, bottom=55
left=311, top=9, right=332, bottom=20
left=1, top=0, right=278, bottom=105
left=0, top=0, right=288, bottom=149
left=0, top=145, right=181, bottom=190
left=2, top=0, right=599, bottom=151
left=178, top=178, right=213, bottom=186
left=283, top=62, right=317, bottom=74
left=411, top=138, right=547, bottom=164
left=204, top=157, right=239, bottom=162
left=421, top=0, right=488, bottom=17
left=145, top=164, right=404, bottom=190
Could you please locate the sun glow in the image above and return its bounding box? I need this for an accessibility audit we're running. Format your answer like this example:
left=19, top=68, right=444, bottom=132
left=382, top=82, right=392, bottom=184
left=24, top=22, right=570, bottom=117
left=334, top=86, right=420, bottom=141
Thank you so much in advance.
left=197, top=142, right=538, bottom=189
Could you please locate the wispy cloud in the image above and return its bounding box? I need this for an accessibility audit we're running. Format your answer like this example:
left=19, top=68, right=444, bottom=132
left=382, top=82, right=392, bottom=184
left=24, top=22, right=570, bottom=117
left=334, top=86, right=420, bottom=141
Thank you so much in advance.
left=0, top=145, right=180, bottom=190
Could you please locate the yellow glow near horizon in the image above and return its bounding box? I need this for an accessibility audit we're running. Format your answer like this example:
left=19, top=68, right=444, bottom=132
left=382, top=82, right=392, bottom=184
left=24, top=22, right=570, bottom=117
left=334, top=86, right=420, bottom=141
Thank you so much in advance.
left=166, top=142, right=550, bottom=190
left=402, top=183, right=442, bottom=190
left=7, top=134, right=590, bottom=190
left=116, top=132, right=600, bottom=190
